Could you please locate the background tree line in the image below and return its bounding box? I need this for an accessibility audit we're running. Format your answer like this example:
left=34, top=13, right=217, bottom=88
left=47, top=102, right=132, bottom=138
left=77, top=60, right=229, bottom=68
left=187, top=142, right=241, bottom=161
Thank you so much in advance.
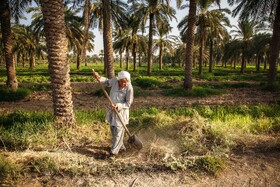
left=0, top=0, right=279, bottom=127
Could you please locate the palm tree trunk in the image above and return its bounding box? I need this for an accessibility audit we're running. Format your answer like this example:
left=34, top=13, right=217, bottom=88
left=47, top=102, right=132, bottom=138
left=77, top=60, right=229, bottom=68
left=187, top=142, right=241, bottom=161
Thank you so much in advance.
left=147, top=13, right=154, bottom=75
left=133, top=43, right=137, bottom=72
left=40, top=0, right=76, bottom=128
left=198, top=26, right=205, bottom=76
left=119, top=50, right=123, bottom=68
left=138, top=52, right=141, bottom=67
left=241, top=49, right=245, bottom=73
left=209, top=39, right=213, bottom=73
left=159, top=44, right=163, bottom=70
left=81, top=0, right=91, bottom=62
left=184, top=0, right=197, bottom=90
left=0, top=0, right=18, bottom=91
left=29, top=53, right=35, bottom=70
left=77, top=49, right=81, bottom=70
left=103, top=0, right=115, bottom=78
left=268, top=0, right=280, bottom=84
left=125, top=47, right=129, bottom=70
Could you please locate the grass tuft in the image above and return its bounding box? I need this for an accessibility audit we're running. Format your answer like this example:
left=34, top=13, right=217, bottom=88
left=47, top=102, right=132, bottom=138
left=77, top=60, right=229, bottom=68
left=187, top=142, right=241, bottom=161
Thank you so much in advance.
left=0, top=87, right=31, bottom=101
left=164, top=86, right=222, bottom=97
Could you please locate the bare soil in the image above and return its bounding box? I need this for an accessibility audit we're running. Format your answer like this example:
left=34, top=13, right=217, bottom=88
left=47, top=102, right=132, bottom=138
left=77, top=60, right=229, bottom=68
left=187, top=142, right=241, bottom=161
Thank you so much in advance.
left=1, top=81, right=280, bottom=187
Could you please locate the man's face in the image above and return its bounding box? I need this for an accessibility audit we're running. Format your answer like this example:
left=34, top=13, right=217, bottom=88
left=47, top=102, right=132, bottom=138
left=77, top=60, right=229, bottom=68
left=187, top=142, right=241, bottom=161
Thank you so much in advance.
left=118, top=78, right=128, bottom=88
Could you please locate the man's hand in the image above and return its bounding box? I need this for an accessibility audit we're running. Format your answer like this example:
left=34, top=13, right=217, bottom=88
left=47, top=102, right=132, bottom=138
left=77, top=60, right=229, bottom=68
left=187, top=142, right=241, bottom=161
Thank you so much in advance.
left=92, top=71, right=101, bottom=80
left=111, top=103, right=118, bottom=110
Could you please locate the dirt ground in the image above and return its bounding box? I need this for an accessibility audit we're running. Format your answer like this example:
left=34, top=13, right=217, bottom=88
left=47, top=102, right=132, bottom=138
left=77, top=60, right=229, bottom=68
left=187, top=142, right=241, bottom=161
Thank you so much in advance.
left=1, top=82, right=280, bottom=187
left=0, top=82, right=279, bottom=112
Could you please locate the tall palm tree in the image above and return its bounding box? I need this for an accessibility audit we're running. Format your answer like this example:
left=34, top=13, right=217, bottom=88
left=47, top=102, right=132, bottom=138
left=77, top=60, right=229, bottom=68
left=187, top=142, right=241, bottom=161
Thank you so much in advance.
left=178, top=0, right=228, bottom=76
left=230, top=20, right=258, bottom=73
left=132, top=0, right=176, bottom=74
left=28, top=5, right=93, bottom=70
left=102, top=0, right=114, bottom=78
left=13, top=24, right=45, bottom=70
left=153, top=23, right=178, bottom=70
left=228, top=0, right=280, bottom=84
left=222, top=39, right=243, bottom=69
left=176, top=0, right=197, bottom=90
left=40, top=0, right=76, bottom=127
left=206, top=9, right=230, bottom=72
left=0, top=0, right=18, bottom=91
left=251, top=33, right=271, bottom=71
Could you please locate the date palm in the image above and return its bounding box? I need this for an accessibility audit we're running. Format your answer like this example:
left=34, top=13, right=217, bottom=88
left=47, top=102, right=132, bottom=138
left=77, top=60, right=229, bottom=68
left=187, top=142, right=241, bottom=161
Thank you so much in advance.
left=71, top=0, right=91, bottom=63
left=251, top=33, right=271, bottom=71
left=40, top=0, right=76, bottom=127
left=176, top=0, right=197, bottom=89
left=178, top=0, right=228, bottom=76
left=132, top=0, right=176, bottom=74
left=230, top=20, right=258, bottom=73
left=13, top=24, right=45, bottom=69
left=222, top=39, right=242, bottom=69
left=88, top=0, right=127, bottom=77
left=228, top=0, right=280, bottom=83
left=0, top=0, right=18, bottom=91
left=28, top=5, right=93, bottom=70
left=153, top=23, right=178, bottom=70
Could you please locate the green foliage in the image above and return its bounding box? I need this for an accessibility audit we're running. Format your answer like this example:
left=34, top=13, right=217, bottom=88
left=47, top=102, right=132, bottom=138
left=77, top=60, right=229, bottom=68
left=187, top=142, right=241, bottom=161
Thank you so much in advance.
left=75, top=109, right=106, bottom=124
left=0, top=111, right=53, bottom=149
left=164, top=86, right=222, bottom=97
left=27, top=156, right=58, bottom=174
left=260, top=82, right=280, bottom=92
left=25, top=84, right=51, bottom=91
left=0, top=154, right=19, bottom=185
left=134, top=77, right=163, bottom=89
left=0, top=87, right=31, bottom=101
left=194, top=155, right=224, bottom=175
left=164, top=155, right=225, bottom=175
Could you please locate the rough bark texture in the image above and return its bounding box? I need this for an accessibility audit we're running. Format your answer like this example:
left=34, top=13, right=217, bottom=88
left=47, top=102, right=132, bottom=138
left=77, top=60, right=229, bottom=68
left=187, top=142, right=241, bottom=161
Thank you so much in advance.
left=184, top=0, right=197, bottom=90
left=133, top=43, right=137, bottom=72
left=268, top=0, right=280, bottom=84
left=103, top=0, right=115, bottom=78
left=0, top=0, right=18, bottom=91
left=81, top=0, right=90, bottom=63
left=40, top=0, right=76, bottom=127
left=147, top=13, right=154, bottom=75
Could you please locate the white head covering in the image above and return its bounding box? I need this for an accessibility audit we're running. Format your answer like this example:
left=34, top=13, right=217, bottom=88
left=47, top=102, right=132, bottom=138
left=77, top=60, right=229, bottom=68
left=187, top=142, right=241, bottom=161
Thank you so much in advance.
left=118, top=71, right=130, bottom=81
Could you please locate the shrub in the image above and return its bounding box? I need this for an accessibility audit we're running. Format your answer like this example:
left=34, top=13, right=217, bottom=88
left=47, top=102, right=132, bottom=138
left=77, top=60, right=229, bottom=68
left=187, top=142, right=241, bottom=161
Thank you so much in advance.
left=134, top=77, right=162, bottom=89
left=194, top=155, right=224, bottom=175
left=0, top=87, right=30, bottom=101
left=0, top=154, right=19, bottom=185
left=27, top=156, right=58, bottom=174
left=164, top=86, right=222, bottom=97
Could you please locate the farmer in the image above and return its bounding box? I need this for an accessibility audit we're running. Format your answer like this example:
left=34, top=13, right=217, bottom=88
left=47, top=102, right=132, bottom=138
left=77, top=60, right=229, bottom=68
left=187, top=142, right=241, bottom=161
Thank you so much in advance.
left=92, top=70, right=134, bottom=157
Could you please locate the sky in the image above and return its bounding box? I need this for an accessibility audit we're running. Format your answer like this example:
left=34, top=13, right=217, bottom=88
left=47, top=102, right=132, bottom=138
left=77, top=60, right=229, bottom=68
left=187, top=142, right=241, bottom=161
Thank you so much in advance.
left=21, top=0, right=239, bottom=56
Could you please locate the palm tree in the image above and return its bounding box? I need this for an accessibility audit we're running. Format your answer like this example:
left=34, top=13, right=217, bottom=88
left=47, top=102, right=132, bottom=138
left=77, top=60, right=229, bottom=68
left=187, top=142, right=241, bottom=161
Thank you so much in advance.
left=132, top=0, right=176, bottom=74
left=103, top=0, right=114, bottom=78
left=222, top=39, right=243, bottom=69
left=207, top=9, right=230, bottom=72
left=176, top=0, right=197, bottom=90
left=28, top=5, right=93, bottom=70
left=178, top=0, right=229, bottom=76
left=13, top=24, right=45, bottom=70
left=40, top=0, right=76, bottom=127
left=230, top=20, right=258, bottom=73
left=74, top=0, right=91, bottom=63
left=0, top=0, right=18, bottom=91
left=153, top=23, right=178, bottom=70
left=251, top=33, right=271, bottom=71
left=228, top=0, right=280, bottom=84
